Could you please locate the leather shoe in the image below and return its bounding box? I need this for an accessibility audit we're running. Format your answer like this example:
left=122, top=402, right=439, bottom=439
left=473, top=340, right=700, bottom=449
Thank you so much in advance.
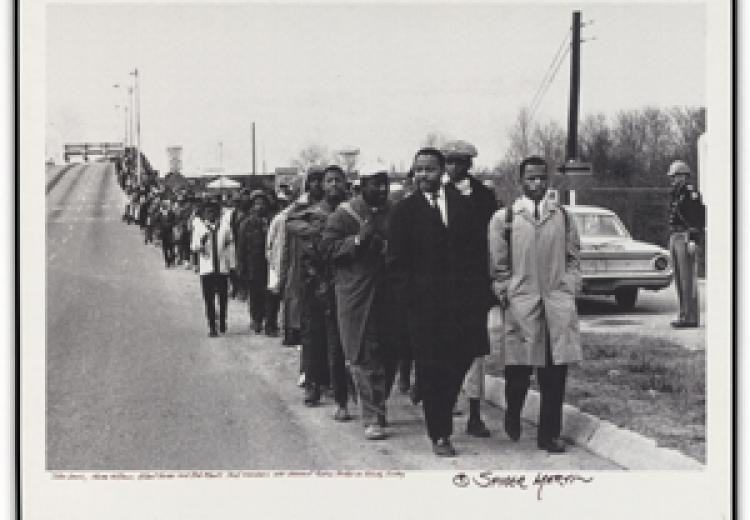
left=333, top=406, right=351, bottom=422
left=364, top=424, right=387, bottom=440
left=671, top=320, right=698, bottom=328
left=208, top=328, right=218, bottom=338
left=432, top=438, right=457, bottom=457
left=466, top=418, right=491, bottom=438
left=538, top=437, right=567, bottom=453
left=504, top=411, right=521, bottom=441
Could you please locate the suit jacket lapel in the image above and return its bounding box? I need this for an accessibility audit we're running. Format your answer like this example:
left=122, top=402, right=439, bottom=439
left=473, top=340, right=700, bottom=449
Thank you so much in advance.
left=415, top=190, right=446, bottom=230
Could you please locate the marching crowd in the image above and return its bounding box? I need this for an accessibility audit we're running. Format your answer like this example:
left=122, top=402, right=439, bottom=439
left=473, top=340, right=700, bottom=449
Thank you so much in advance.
left=119, top=141, right=584, bottom=457
left=118, top=139, right=704, bottom=458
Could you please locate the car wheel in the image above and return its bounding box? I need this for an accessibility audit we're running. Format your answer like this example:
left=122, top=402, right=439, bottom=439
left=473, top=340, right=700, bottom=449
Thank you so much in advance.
left=614, top=287, right=638, bottom=310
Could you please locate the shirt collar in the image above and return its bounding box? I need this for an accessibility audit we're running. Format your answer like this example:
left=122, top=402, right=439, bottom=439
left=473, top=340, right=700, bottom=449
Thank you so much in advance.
left=455, top=178, right=472, bottom=195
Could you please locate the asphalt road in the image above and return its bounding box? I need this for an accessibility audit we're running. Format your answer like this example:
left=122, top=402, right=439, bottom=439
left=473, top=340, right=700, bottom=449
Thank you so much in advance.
left=46, top=163, right=619, bottom=471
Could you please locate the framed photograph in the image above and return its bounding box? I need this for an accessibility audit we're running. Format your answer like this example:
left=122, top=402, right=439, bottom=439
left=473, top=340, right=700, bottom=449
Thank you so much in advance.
left=19, top=0, right=735, bottom=518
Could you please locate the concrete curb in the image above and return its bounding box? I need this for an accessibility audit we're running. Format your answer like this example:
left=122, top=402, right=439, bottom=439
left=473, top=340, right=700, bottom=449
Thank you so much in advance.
left=483, top=373, right=704, bottom=470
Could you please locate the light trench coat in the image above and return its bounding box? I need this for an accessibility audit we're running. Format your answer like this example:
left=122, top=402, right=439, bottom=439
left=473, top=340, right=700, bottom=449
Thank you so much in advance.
left=488, top=198, right=583, bottom=367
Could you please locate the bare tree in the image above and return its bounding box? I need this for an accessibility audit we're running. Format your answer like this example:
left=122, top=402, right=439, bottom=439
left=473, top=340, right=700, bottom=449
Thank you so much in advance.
left=531, top=118, right=566, bottom=168
left=670, top=106, right=706, bottom=176
left=504, top=107, right=533, bottom=165
left=291, top=144, right=331, bottom=172
left=579, top=113, right=612, bottom=177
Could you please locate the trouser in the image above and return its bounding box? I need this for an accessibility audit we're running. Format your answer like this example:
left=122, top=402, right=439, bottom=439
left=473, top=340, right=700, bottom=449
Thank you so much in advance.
left=669, top=231, right=700, bottom=325
left=419, top=354, right=474, bottom=442
left=504, top=325, right=568, bottom=443
left=247, top=278, right=279, bottom=331
left=144, top=225, right=154, bottom=244
left=200, top=274, right=228, bottom=331
left=350, top=315, right=396, bottom=426
left=266, top=292, right=280, bottom=332
left=462, top=356, right=485, bottom=400
left=161, top=232, right=174, bottom=266
left=300, top=286, right=330, bottom=389
left=398, top=345, right=413, bottom=388
left=178, top=234, right=191, bottom=263
left=325, top=299, right=348, bottom=407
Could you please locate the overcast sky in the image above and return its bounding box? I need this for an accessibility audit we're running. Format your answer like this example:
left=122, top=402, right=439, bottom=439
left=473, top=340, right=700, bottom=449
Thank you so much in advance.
left=46, top=2, right=705, bottom=173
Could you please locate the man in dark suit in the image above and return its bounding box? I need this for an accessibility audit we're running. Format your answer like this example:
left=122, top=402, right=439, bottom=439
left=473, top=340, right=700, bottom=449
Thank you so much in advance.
left=442, top=140, right=498, bottom=438
left=388, top=147, right=492, bottom=456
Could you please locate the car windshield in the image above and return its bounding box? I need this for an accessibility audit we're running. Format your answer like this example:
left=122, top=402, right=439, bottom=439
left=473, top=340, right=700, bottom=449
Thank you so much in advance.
left=573, top=213, right=629, bottom=238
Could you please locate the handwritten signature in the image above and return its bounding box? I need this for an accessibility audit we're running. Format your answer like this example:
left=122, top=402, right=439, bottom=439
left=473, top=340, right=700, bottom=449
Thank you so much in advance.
left=452, top=471, right=594, bottom=500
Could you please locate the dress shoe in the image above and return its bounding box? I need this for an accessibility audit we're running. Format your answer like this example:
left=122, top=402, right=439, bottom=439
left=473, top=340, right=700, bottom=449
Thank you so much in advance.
left=432, top=438, right=457, bottom=457
left=333, top=406, right=352, bottom=422
left=504, top=410, right=521, bottom=441
left=208, top=328, right=218, bottom=338
left=219, top=322, right=227, bottom=334
left=252, top=322, right=263, bottom=334
left=538, top=437, right=567, bottom=453
left=671, top=320, right=698, bottom=328
left=466, top=418, right=491, bottom=438
left=364, top=424, right=387, bottom=440
left=303, top=384, right=320, bottom=407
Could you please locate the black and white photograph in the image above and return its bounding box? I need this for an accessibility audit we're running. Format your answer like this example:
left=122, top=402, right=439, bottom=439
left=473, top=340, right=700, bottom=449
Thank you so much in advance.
left=20, top=0, right=733, bottom=518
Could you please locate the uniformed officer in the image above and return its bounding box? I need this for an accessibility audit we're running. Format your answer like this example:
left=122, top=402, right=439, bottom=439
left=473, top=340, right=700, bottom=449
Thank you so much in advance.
left=667, top=160, right=704, bottom=328
left=441, top=140, right=497, bottom=438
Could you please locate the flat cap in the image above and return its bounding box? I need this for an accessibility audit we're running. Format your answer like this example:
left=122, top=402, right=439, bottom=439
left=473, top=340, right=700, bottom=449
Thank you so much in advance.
left=441, top=140, right=478, bottom=158
left=667, top=160, right=692, bottom=176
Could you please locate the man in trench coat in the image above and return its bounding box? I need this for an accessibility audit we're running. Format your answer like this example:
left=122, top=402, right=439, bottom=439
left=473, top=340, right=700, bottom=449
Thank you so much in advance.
left=488, top=155, right=583, bottom=453
left=388, top=147, right=492, bottom=456
left=321, top=161, right=396, bottom=440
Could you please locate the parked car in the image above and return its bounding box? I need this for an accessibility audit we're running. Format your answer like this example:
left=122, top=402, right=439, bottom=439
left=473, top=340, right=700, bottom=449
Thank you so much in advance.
left=567, top=205, right=673, bottom=310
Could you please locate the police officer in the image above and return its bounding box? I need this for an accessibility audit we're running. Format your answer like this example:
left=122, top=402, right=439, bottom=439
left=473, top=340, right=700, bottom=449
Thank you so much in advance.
left=667, top=160, right=704, bottom=328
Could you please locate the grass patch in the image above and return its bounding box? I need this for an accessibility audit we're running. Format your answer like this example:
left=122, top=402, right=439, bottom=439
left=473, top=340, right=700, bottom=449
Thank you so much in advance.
left=485, top=333, right=705, bottom=463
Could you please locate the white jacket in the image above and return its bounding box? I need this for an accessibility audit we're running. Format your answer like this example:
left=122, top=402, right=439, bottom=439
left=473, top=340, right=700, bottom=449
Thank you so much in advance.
left=191, top=216, right=233, bottom=275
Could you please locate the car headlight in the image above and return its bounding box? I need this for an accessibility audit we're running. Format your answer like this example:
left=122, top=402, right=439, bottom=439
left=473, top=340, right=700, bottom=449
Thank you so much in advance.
left=654, top=256, right=669, bottom=271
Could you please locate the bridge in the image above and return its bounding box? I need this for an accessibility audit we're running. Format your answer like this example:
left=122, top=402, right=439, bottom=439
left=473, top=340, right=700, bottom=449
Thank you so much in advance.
left=64, top=142, right=126, bottom=162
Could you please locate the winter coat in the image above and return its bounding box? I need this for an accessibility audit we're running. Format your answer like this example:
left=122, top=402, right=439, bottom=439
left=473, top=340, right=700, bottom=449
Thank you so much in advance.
left=321, top=196, right=396, bottom=363
left=488, top=197, right=583, bottom=366
left=236, top=210, right=270, bottom=283
left=387, top=187, right=492, bottom=364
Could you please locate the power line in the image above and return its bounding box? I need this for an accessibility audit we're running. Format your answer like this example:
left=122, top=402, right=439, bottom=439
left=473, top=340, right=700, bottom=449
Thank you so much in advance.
left=528, top=30, right=570, bottom=118
left=529, top=45, right=570, bottom=122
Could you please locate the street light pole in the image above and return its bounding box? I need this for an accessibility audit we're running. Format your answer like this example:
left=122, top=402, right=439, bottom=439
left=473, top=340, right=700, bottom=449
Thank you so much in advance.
left=131, top=68, right=141, bottom=183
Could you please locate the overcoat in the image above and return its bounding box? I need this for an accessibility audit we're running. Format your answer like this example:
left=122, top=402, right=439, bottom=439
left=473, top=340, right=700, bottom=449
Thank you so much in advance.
left=488, top=198, right=583, bottom=366
left=279, top=194, right=314, bottom=330
left=321, top=196, right=395, bottom=363
left=387, top=187, right=492, bottom=364
left=236, top=210, right=270, bottom=283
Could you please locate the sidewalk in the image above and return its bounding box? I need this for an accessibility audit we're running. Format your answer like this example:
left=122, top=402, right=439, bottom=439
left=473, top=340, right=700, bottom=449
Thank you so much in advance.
left=483, top=305, right=705, bottom=470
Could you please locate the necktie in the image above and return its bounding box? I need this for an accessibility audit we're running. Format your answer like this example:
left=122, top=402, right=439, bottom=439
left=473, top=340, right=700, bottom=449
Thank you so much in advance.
left=534, top=201, right=540, bottom=221
left=211, top=225, right=220, bottom=274
left=430, top=192, right=442, bottom=223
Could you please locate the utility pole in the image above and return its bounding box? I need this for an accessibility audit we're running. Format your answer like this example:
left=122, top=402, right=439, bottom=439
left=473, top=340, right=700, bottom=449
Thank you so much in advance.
left=566, top=11, right=581, bottom=161
left=562, top=10, right=582, bottom=205
left=252, top=122, right=256, bottom=175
